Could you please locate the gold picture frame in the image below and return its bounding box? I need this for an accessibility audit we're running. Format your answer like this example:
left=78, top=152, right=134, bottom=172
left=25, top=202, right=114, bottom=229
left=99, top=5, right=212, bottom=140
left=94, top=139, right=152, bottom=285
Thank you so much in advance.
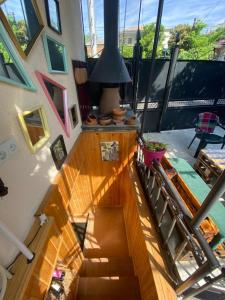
left=0, top=0, right=44, bottom=58
left=18, top=106, right=50, bottom=153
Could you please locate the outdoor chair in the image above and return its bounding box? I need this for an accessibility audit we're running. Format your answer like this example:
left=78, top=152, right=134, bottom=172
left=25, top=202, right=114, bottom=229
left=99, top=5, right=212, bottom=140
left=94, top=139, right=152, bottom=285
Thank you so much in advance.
left=188, top=112, right=225, bottom=158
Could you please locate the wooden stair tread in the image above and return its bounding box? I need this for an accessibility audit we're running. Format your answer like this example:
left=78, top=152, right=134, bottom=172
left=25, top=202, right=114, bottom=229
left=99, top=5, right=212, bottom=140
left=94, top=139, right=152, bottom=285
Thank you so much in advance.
left=84, top=208, right=129, bottom=258
left=80, top=257, right=134, bottom=277
left=77, top=276, right=141, bottom=299
left=77, top=295, right=140, bottom=300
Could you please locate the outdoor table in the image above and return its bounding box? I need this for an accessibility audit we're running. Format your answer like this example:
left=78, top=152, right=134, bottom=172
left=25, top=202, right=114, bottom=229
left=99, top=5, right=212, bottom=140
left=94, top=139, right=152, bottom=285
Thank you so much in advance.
left=194, top=149, right=225, bottom=186
left=162, top=157, right=225, bottom=250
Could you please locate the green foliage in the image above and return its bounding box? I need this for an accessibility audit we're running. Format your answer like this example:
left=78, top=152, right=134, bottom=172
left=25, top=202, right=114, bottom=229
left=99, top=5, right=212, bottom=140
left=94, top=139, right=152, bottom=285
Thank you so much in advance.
left=168, top=19, right=225, bottom=60
left=140, top=23, right=165, bottom=58
left=7, top=14, right=28, bottom=50
left=0, top=41, right=11, bottom=62
left=0, top=14, right=28, bottom=64
left=144, top=141, right=167, bottom=152
left=120, top=45, right=133, bottom=58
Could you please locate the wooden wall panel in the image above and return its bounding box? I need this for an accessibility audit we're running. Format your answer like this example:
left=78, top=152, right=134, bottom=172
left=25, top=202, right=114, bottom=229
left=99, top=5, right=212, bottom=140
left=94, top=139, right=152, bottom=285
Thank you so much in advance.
left=122, top=164, right=177, bottom=300
left=68, top=131, right=137, bottom=214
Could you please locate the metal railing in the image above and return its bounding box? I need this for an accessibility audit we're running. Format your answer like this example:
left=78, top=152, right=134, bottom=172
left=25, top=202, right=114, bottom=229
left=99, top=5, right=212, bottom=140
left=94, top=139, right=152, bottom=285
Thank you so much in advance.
left=136, top=138, right=225, bottom=298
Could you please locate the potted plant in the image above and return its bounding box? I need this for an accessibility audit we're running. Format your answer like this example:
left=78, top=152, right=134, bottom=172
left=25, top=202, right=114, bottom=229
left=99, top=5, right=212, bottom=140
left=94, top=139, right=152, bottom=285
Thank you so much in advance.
left=142, top=141, right=167, bottom=166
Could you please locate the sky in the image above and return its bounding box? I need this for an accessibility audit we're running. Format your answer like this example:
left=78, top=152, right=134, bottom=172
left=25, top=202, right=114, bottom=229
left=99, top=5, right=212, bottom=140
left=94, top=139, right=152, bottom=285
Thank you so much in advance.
left=82, top=0, right=225, bottom=39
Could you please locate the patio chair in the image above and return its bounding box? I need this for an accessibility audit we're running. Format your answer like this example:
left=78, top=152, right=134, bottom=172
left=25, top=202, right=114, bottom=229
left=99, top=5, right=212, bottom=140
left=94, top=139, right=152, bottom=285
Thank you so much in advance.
left=188, top=112, right=225, bottom=158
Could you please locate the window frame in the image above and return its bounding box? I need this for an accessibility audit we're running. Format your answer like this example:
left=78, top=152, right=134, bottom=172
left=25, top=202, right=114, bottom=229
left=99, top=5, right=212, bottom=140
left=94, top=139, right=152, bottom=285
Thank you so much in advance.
left=0, top=21, right=36, bottom=91
left=42, top=33, right=68, bottom=74
left=44, top=0, right=62, bottom=34
left=0, top=0, right=44, bottom=58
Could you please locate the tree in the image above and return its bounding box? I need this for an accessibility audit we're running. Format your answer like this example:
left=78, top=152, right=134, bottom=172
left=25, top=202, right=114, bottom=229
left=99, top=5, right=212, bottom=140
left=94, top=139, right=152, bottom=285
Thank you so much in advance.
left=140, top=23, right=165, bottom=58
left=120, top=45, right=133, bottom=58
left=168, top=19, right=225, bottom=60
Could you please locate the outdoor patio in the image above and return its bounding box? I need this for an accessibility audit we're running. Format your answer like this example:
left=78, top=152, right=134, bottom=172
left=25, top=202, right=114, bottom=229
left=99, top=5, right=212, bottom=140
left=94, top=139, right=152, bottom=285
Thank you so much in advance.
left=145, top=126, right=225, bottom=166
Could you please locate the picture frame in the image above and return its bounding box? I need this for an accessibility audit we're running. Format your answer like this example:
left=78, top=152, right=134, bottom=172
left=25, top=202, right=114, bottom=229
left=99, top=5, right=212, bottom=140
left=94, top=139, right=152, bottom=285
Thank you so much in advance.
left=69, top=104, right=78, bottom=129
left=50, top=135, right=67, bottom=170
left=35, top=71, right=70, bottom=137
left=0, top=21, right=36, bottom=91
left=44, top=0, right=62, bottom=34
left=100, top=141, right=119, bottom=161
left=0, top=0, right=44, bottom=58
left=18, top=106, right=50, bottom=153
left=42, top=33, right=68, bottom=73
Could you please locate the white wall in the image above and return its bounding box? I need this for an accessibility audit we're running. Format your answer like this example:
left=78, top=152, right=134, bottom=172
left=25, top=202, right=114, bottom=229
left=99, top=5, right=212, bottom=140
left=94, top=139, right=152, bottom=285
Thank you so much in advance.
left=0, top=0, right=85, bottom=266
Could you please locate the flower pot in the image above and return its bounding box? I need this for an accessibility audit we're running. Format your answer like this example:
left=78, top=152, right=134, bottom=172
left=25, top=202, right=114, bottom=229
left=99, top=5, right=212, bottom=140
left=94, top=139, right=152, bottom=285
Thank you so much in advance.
left=142, top=147, right=166, bottom=166
left=112, top=107, right=126, bottom=116
left=85, top=114, right=97, bottom=125
left=99, top=116, right=112, bottom=126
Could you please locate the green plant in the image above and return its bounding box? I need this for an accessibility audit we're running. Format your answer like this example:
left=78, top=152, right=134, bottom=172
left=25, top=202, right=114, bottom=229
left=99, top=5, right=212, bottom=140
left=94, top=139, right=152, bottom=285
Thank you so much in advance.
left=144, top=141, right=167, bottom=152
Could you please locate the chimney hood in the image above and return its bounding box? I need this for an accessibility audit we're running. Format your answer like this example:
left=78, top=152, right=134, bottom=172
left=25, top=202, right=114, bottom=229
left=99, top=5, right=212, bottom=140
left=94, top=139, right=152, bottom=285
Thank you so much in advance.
left=89, top=0, right=131, bottom=83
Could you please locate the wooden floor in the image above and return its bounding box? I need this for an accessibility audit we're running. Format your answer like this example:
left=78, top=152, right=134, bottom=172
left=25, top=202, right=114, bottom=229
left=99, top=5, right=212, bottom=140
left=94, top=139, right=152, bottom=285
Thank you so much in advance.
left=76, top=207, right=141, bottom=299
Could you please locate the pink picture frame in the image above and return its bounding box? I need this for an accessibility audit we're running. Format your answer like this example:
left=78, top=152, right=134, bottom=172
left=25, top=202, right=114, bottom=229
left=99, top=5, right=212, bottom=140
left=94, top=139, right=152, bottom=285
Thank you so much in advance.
left=35, top=71, right=70, bottom=137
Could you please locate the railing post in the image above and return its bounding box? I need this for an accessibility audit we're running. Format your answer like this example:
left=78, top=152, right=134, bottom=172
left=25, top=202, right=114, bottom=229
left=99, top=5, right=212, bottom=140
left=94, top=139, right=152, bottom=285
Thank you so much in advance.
left=140, top=0, right=164, bottom=135
left=157, top=35, right=180, bottom=132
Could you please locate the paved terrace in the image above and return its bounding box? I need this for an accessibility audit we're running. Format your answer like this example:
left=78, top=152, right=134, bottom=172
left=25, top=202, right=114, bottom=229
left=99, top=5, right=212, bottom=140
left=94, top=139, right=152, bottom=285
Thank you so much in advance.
left=144, top=126, right=225, bottom=166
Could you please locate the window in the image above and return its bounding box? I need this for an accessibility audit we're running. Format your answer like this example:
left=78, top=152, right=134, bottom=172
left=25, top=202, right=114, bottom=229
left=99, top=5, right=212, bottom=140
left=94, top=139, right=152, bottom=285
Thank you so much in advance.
left=127, top=38, right=132, bottom=45
left=0, top=0, right=44, bottom=58
left=44, top=0, right=62, bottom=34
left=0, top=21, right=36, bottom=90
left=35, top=71, right=69, bottom=137
left=42, top=33, right=68, bottom=73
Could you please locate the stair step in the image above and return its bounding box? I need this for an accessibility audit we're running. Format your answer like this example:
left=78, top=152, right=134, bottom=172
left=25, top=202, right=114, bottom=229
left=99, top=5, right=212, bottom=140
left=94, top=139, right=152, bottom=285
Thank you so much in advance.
left=83, top=208, right=129, bottom=258
left=77, top=276, right=141, bottom=300
left=80, top=257, right=134, bottom=277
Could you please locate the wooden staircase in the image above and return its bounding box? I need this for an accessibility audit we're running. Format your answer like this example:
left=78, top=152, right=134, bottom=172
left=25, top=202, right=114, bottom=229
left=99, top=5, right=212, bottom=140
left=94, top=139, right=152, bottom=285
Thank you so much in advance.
left=76, top=208, right=141, bottom=299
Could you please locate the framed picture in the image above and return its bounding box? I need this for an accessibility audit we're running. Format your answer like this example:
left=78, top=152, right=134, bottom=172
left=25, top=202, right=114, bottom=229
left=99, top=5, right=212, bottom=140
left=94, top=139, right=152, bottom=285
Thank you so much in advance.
left=69, top=105, right=78, bottom=128
left=100, top=141, right=119, bottom=161
left=44, top=0, right=62, bottom=34
left=50, top=135, right=67, bottom=170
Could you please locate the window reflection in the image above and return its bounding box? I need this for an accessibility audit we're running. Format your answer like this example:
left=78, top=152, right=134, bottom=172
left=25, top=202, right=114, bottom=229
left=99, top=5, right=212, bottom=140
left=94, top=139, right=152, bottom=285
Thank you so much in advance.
left=1, top=0, right=43, bottom=54
left=24, top=110, right=45, bottom=146
left=0, top=37, right=25, bottom=84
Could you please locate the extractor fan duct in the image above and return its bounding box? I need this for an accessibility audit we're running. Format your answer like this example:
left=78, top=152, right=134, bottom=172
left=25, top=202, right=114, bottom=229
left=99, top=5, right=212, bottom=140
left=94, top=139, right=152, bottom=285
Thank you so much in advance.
left=89, top=0, right=131, bottom=84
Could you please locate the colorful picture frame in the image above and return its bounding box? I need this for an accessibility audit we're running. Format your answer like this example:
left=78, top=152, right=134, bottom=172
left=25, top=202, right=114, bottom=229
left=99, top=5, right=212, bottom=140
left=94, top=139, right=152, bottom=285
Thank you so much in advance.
left=42, top=33, right=68, bottom=74
left=35, top=71, right=70, bottom=137
left=18, top=106, right=50, bottom=153
left=50, top=135, right=67, bottom=170
left=44, top=0, right=62, bottom=34
left=0, top=0, right=44, bottom=58
left=69, top=104, right=78, bottom=129
left=0, top=21, right=36, bottom=91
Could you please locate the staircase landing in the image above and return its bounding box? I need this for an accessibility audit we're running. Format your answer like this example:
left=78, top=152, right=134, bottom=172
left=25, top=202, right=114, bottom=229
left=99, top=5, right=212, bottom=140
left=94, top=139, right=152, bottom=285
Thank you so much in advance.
left=77, top=207, right=141, bottom=299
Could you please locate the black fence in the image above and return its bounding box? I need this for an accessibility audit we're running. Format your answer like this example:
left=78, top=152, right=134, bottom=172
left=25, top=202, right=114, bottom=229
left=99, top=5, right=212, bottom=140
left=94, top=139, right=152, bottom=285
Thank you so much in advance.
left=86, top=58, right=225, bottom=131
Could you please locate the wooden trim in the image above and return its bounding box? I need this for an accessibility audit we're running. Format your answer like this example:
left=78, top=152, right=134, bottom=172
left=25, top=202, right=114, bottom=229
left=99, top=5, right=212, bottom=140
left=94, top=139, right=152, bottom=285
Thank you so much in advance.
left=123, top=163, right=177, bottom=300
left=4, top=218, right=57, bottom=300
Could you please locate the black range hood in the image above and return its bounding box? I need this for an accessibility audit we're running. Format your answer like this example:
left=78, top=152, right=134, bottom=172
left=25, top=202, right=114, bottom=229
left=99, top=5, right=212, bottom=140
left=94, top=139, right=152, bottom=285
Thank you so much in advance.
left=89, top=0, right=131, bottom=83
